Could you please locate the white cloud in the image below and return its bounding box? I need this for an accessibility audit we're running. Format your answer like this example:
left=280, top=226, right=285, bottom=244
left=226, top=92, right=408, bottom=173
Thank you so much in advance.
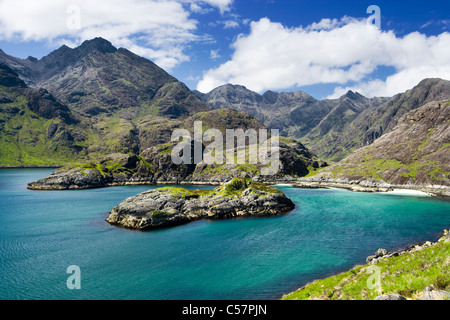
left=189, top=3, right=212, bottom=14
left=183, top=0, right=233, bottom=14
left=223, top=20, right=240, bottom=29
left=200, top=0, right=233, bottom=14
left=0, top=0, right=230, bottom=70
left=197, top=17, right=450, bottom=97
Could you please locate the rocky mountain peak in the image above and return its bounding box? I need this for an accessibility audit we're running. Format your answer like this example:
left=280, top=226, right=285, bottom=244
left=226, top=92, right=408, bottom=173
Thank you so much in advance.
left=262, top=90, right=279, bottom=104
left=342, top=90, right=365, bottom=101
left=77, top=37, right=117, bottom=55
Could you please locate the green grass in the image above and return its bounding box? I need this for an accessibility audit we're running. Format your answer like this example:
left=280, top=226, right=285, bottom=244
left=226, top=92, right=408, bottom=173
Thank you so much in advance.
left=282, top=239, right=450, bottom=300
left=158, top=187, right=214, bottom=199
left=147, top=210, right=173, bottom=218
left=329, top=155, right=449, bottom=184
left=74, top=160, right=136, bottom=177
left=157, top=178, right=282, bottom=201
left=216, top=178, right=282, bottom=198
left=303, top=166, right=326, bottom=178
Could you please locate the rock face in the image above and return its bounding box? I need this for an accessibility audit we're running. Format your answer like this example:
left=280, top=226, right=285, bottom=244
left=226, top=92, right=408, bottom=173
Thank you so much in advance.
left=1, top=38, right=324, bottom=171
left=303, top=78, right=450, bottom=161
left=197, top=79, right=450, bottom=162
left=366, top=230, right=450, bottom=266
left=106, top=178, right=295, bottom=231
left=1, top=38, right=210, bottom=117
left=27, top=132, right=324, bottom=190
left=420, top=285, right=450, bottom=300
left=0, top=38, right=212, bottom=166
left=196, top=84, right=387, bottom=153
left=307, top=100, right=450, bottom=195
left=374, top=294, right=407, bottom=301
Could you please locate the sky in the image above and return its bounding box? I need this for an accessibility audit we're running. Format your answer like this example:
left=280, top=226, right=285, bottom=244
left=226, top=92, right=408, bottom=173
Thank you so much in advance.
left=0, top=0, right=449, bottom=99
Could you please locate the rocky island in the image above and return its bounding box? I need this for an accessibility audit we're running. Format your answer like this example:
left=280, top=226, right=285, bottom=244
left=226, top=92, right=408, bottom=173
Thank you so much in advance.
left=105, top=178, right=295, bottom=231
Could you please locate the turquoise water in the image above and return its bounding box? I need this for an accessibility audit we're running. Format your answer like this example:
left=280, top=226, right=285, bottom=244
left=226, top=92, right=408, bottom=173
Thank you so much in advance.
left=0, top=169, right=449, bottom=300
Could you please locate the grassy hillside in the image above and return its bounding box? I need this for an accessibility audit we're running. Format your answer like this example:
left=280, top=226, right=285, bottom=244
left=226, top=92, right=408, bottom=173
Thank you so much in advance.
left=311, top=100, right=450, bottom=187
left=282, top=232, right=450, bottom=300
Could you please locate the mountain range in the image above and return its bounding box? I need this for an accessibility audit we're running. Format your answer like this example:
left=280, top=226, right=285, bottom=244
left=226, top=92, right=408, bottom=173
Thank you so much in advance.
left=0, top=38, right=320, bottom=182
left=310, top=100, right=450, bottom=191
left=196, top=78, right=450, bottom=162
left=0, top=37, right=449, bottom=190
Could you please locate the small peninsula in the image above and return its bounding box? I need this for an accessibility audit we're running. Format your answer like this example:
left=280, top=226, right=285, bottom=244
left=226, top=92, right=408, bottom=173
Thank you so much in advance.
left=106, top=178, right=295, bottom=231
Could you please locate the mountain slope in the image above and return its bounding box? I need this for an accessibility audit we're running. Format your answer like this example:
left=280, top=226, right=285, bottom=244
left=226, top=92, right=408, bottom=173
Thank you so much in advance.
left=0, top=38, right=210, bottom=118
left=0, top=38, right=215, bottom=165
left=0, top=63, right=88, bottom=166
left=1, top=39, right=322, bottom=180
left=313, top=100, right=450, bottom=188
left=197, top=80, right=450, bottom=162
left=303, top=78, right=450, bottom=161
left=196, top=84, right=339, bottom=138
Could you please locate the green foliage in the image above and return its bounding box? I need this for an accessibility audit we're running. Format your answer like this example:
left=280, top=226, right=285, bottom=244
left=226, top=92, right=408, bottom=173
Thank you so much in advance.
left=222, top=177, right=249, bottom=196
left=434, top=276, right=450, bottom=291
left=329, top=155, right=449, bottom=184
left=159, top=187, right=214, bottom=199
left=217, top=178, right=282, bottom=198
left=75, top=160, right=136, bottom=177
left=148, top=210, right=172, bottom=218
left=282, top=240, right=450, bottom=300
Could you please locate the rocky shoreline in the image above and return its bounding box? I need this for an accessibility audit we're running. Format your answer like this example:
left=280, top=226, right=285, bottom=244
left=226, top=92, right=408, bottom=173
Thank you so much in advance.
left=105, top=178, right=296, bottom=231
left=283, top=229, right=450, bottom=300
left=293, top=177, right=450, bottom=198
left=366, top=229, right=450, bottom=266
left=27, top=167, right=450, bottom=198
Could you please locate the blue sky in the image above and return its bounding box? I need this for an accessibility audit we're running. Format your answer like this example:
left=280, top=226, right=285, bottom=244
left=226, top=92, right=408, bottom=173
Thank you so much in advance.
left=0, top=0, right=449, bottom=99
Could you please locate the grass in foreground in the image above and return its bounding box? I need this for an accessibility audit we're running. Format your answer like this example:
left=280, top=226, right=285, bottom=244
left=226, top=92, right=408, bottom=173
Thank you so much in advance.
left=282, top=237, right=450, bottom=300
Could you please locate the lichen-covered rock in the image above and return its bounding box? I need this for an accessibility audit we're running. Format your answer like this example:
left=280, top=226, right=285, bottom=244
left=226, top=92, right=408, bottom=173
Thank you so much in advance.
left=106, top=178, right=295, bottom=231
left=419, top=285, right=450, bottom=300
left=374, top=294, right=407, bottom=301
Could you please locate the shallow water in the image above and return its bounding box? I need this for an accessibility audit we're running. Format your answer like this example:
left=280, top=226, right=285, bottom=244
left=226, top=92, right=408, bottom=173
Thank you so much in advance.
left=0, top=169, right=449, bottom=300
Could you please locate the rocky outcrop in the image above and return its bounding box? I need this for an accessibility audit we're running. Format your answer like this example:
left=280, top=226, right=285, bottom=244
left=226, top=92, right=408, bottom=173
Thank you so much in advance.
left=27, top=132, right=325, bottom=190
left=0, top=63, right=27, bottom=88
left=105, top=178, right=295, bottom=231
left=420, top=285, right=450, bottom=300
left=366, top=230, right=450, bottom=266
left=374, top=294, right=407, bottom=301
left=25, top=88, right=76, bottom=124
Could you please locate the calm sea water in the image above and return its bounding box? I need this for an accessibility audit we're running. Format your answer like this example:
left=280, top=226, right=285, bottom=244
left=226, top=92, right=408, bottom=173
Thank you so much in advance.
left=0, top=169, right=449, bottom=300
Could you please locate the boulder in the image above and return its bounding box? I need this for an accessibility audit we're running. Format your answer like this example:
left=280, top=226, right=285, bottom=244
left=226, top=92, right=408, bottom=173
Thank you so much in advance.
left=374, top=294, right=407, bottom=301
left=420, top=286, right=450, bottom=300
left=375, top=248, right=388, bottom=258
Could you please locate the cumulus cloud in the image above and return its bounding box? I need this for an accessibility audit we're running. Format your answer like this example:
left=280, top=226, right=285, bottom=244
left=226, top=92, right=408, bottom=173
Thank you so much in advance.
left=200, top=0, right=233, bottom=14
left=183, top=0, right=233, bottom=14
left=196, top=17, right=450, bottom=97
left=0, top=0, right=230, bottom=70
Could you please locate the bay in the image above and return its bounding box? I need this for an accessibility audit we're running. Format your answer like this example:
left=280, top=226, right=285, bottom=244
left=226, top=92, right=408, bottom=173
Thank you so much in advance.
left=0, top=169, right=449, bottom=300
